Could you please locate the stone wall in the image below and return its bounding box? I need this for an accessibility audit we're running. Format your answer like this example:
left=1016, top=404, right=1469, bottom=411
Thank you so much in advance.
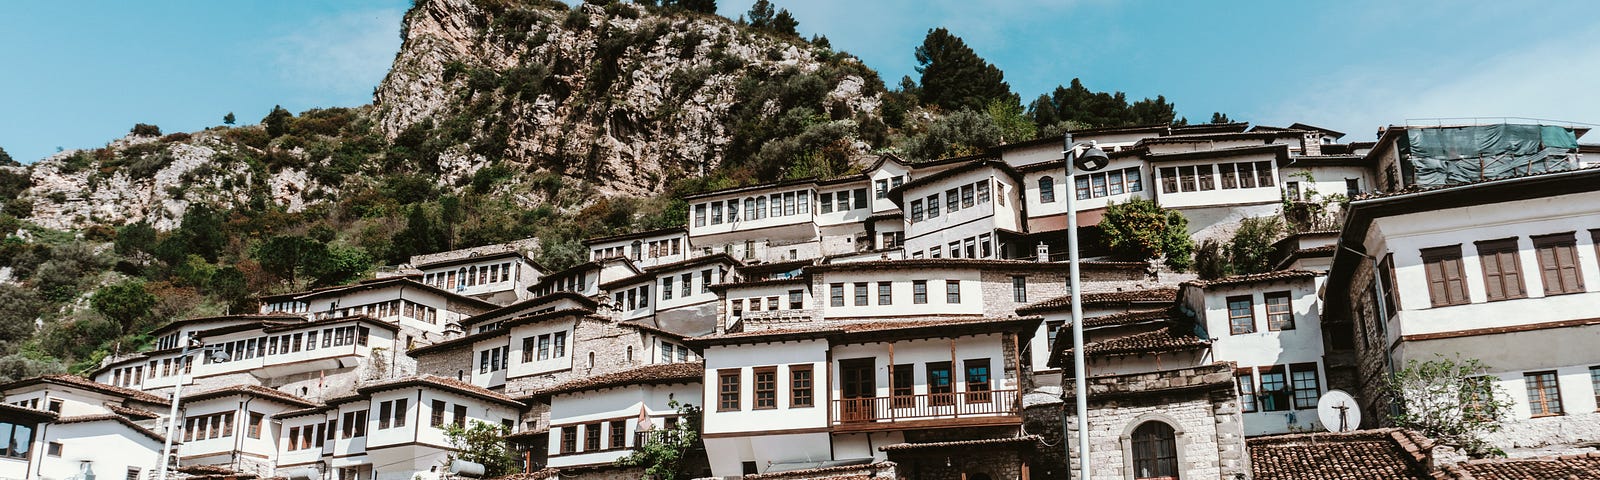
left=502, top=316, right=653, bottom=397
left=1484, top=412, right=1600, bottom=457
left=1037, top=363, right=1248, bottom=480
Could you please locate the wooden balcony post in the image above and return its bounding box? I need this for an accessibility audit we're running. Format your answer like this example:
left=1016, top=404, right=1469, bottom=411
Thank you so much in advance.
left=888, top=342, right=896, bottom=423
left=949, top=338, right=958, bottom=419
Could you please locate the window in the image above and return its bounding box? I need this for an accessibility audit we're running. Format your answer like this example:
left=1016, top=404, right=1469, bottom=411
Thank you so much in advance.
left=536, top=335, right=550, bottom=361
left=661, top=276, right=673, bottom=301
left=127, top=468, right=141, bottom=480
left=790, top=365, right=814, bottom=407
left=1159, top=167, right=1178, bottom=193
left=1237, top=162, right=1257, bottom=188
left=1476, top=238, right=1526, bottom=301
left=1237, top=369, right=1257, bottom=413
left=1197, top=164, right=1215, bottom=190
left=727, top=199, right=739, bottom=222
left=877, top=282, right=892, bottom=305
left=1590, top=367, right=1600, bottom=408
left=820, top=192, right=833, bottom=213
left=46, top=441, right=61, bottom=457
left=379, top=401, right=393, bottom=429
left=248, top=412, right=264, bottom=438
left=693, top=204, right=706, bottom=227
left=891, top=364, right=914, bottom=408
left=1227, top=295, right=1255, bottom=334
left=946, top=188, right=960, bottom=213
left=1345, top=178, right=1360, bottom=197
left=560, top=427, right=577, bottom=454
left=701, top=269, right=713, bottom=293
left=835, top=190, right=850, bottom=212
left=1125, top=167, right=1142, bottom=192
left=875, top=179, right=889, bottom=199
left=910, top=200, right=923, bottom=221
left=926, top=195, right=941, bottom=217
left=584, top=423, right=601, bottom=451
left=979, top=234, right=992, bottom=258
left=912, top=280, right=928, bottom=304
left=1039, top=176, right=1056, bottom=203
left=1075, top=176, right=1090, bottom=200
left=1106, top=170, right=1126, bottom=195
left=1533, top=233, right=1585, bottom=295
left=754, top=367, right=778, bottom=409
left=830, top=283, right=844, bottom=307
left=788, top=290, right=803, bottom=309
left=965, top=359, right=991, bottom=402
left=961, top=184, right=975, bottom=207
left=1422, top=245, right=1471, bottom=307
left=928, top=362, right=953, bottom=406
left=854, top=282, right=868, bottom=306
left=1255, top=161, right=1275, bottom=187
left=1011, top=276, right=1027, bottom=303
left=1525, top=371, right=1563, bottom=416
left=946, top=280, right=961, bottom=303
left=1291, top=363, right=1321, bottom=409
left=1130, top=422, right=1178, bottom=480
left=718, top=369, right=741, bottom=411
left=781, top=192, right=795, bottom=216
left=853, top=188, right=868, bottom=209
left=553, top=332, right=567, bottom=358
left=1259, top=366, right=1289, bottom=412
left=661, top=343, right=674, bottom=363
left=1265, top=292, right=1294, bottom=331
left=1178, top=166, right=1197, bottom=192
left=609, top=420, right=626, bottom=449
left=976, top=181, right=990, bottom=203
left=453, top=405, right=467, bottom=428
left=744, top=197, right=756, bottom=220
left=756, top=196, right=768, bottom=219
left=681, top=273, right=692, bottom=297
left=1285, top=181, right=1300, bottom=200
left=431, top=400, right=446, bottom=427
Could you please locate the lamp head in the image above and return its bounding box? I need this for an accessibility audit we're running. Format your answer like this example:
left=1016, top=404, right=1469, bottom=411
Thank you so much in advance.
left=1074, top=141, right=1111, bottom=172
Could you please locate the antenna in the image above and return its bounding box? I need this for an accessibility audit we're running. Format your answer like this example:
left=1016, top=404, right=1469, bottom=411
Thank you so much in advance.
left=1317, top=390, right=1361, bottom=433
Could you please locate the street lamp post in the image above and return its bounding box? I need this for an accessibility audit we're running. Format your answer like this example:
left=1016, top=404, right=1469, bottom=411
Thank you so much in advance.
left=1062, top=133, right=1108, bottom=480
left=156, top=335, right=230, bottom=480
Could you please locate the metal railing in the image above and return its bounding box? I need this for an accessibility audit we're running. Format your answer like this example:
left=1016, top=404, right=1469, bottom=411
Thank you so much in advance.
left=830, top=389, right=1019, bottom=425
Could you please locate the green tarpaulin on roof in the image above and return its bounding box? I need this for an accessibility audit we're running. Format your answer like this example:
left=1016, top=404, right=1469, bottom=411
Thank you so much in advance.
left=1399, top=124, right=1580, bottom=187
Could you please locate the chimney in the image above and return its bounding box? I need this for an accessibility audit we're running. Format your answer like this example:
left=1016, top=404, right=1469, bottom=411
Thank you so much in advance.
left=1036, top=242, right=1050, bottom=263
left=1303, top=133, right=1321, bottom=156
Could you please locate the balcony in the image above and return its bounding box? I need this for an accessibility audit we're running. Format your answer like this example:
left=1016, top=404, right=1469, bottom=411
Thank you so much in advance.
left=830, top=389, right=1020, bottom=432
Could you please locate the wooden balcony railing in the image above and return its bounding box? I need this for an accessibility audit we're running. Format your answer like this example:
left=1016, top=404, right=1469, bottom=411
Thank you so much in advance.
left=830, top=389, right=1019, bottom=425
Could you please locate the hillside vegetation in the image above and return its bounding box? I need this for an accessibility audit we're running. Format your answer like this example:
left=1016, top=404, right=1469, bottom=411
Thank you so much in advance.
left=0, top=0, right=1209, bottom=381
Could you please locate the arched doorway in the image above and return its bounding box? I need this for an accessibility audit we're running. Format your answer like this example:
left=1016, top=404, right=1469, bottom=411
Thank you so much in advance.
left=1131, top=421, right=1178, bottom=479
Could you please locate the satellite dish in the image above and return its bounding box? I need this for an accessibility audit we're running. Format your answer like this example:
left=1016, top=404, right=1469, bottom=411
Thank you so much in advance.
left=1317, top=389, right=1361, bottom=433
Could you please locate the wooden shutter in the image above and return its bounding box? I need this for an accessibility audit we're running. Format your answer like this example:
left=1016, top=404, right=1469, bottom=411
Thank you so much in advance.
left=1533, top=233, right=1584, bottom=295
left=1422, top=245, right=1468, bottom=306
left=1475, top=238, right=1524, bottom=301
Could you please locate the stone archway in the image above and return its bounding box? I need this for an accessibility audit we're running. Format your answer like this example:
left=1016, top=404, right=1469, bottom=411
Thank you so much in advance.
left=1119, top=412, right=1189, bottom=480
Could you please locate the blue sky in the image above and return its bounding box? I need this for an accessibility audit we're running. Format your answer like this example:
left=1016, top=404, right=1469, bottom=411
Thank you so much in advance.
left=4, top=1, right=1598, bottom=163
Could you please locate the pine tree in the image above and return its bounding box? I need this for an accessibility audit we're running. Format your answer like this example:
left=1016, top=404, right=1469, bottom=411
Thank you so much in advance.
left=223, top=112, right=236, bottom=125
left=1210, top=112, right=1233, bottom=124
left=746, top=0, right=774, bottom=28
left=914, top=28, right=1015, bottom=113
left=771, top=9, right=798, bottom=36
left=664, top=0, right=715, bottom=14
left=0, top=146, right=14, bottom=167
left=263, top=105, right=293, bottom=138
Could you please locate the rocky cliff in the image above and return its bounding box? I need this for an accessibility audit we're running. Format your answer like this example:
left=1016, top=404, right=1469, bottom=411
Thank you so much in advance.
left=18, top=0, right=888, bottom=231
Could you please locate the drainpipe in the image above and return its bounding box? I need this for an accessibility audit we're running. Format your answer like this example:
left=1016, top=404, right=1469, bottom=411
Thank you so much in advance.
left=233, top=397, right=255, bottom=471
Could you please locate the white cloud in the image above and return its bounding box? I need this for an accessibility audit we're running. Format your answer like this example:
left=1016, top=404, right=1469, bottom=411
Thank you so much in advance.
left=269, top=8, right=405, bottom=98
left=1261, top=25, right=1600, bottom=141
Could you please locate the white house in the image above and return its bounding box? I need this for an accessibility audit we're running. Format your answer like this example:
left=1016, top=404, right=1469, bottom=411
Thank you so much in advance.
left=538, top=362, right=703, bottom=471
left=415, top=251, right=545, bottom=305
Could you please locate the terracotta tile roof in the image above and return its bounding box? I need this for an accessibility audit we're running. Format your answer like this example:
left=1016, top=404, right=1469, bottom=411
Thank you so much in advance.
left=104, top=402, right=160, bottom=419
left=274, top=405, right=333, bottom=419
left=878, top=435, right=1041, bottom=452
left=0, top=402, right=56, bottom=421
left=54, top=414, right=167, bottom=443
left=409, top=308, right=594, bottom=356
left=1181, top=270, right=1320, bottom=288
left=184, top=384, right=317, bottom=408
left=460, top=291, right=597, bottom=329
left=744, top=461, right=895, bottom=480
left=358, top=374, right=525, bottom=407
left=806, top=258, right=1148, bottom=273
left=1, top=374, right=169, bottom=405
left=1016, top=287, right=1177, bottom=314
left=1082, top=308, right=1181, bottom=329
left=1248, top=428, right=1433, bottom=480
left=710, top=276, right=809, bottom=291
left=531, top=362, right=704, bottom=397
left=582, top=227, right=687, bottom=246
left=1057, top=323, right=1209, bottom=360
left=1439, top=452, right=1600, bottom=479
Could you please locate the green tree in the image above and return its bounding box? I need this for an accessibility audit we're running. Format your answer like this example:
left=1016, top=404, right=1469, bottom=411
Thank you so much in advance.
left=0, top=285, right=43, bottom=347
left=746, top=0, right=774, bottom=28
left=1192, top=238, right=1228, bottom=280
left=254, top=235, right=327, bottom=288
left=263, top=105, right=293, bottom=138
left=903, top=109, right=1001, bottom=161
left=91, top=279, right=157, bottom=329
left=0, top=146, right=15, bottom=167
left=663, top=0, right=715, bottom=14
left=308, top=244, right=372, bottom=287
left=915, top=28, right=1015, bottom=112
left=1027, top=78, right=1177, bottom=130
left=210, top=266, right=249, bottom=311
left=1210, top=112, right=1233, bottom=124
left=1223, top=216, right=1283, bottom=276
left=389, top=205, right=443, bottom=263
left=771, top=9, right=798, bottom=36
left=0, top=354, right=65, bottom=383
left=223, top=112, right=236, bottom=125
left=615, top=401, right=703, bottom=480
left=130, top=123, right=162, bottom=137
left=442, top=421, right=519, bottom=477
left=174, top=203, right=227, bottom=263
left=1097, top=198, right=1194, bottom=270
left=1385, top=355, right=1513, bottom=457
left=985, top=98, right=1036, bottom=144
left=114, top=221, right=158, bottom=262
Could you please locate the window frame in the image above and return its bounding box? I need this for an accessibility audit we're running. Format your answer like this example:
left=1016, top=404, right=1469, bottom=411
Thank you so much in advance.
left=1227, top=295, right=1256, bottom=335
left=1525, top=370, right=1564, bottom=417
left=1532, top=232, right=1585, bottom=295
left=1475, top=237, right=1527, bottom=301
left=1422, top=245, right=1472, bottom=307
left=1290, top=363, right=1321, bottom=409
left=753, top=366, right=778, bottom=410
left=1237, top=369, right=1258, bottom=413
left=718, top=369, right=742, bottom=412
left=790, top=364, right=814, bottom=408
left=1264, top=291, right=1295, bottom=331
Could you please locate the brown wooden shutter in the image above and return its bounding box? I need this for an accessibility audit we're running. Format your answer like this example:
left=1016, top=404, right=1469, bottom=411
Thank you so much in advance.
left=1533, top=233, right=1584, bottom=295
left=1422, top=245, right=1467, bottom=306
left=1475, top=238, right=1524, bottom=301
left=1424, top=256, right=1449, bottom=306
